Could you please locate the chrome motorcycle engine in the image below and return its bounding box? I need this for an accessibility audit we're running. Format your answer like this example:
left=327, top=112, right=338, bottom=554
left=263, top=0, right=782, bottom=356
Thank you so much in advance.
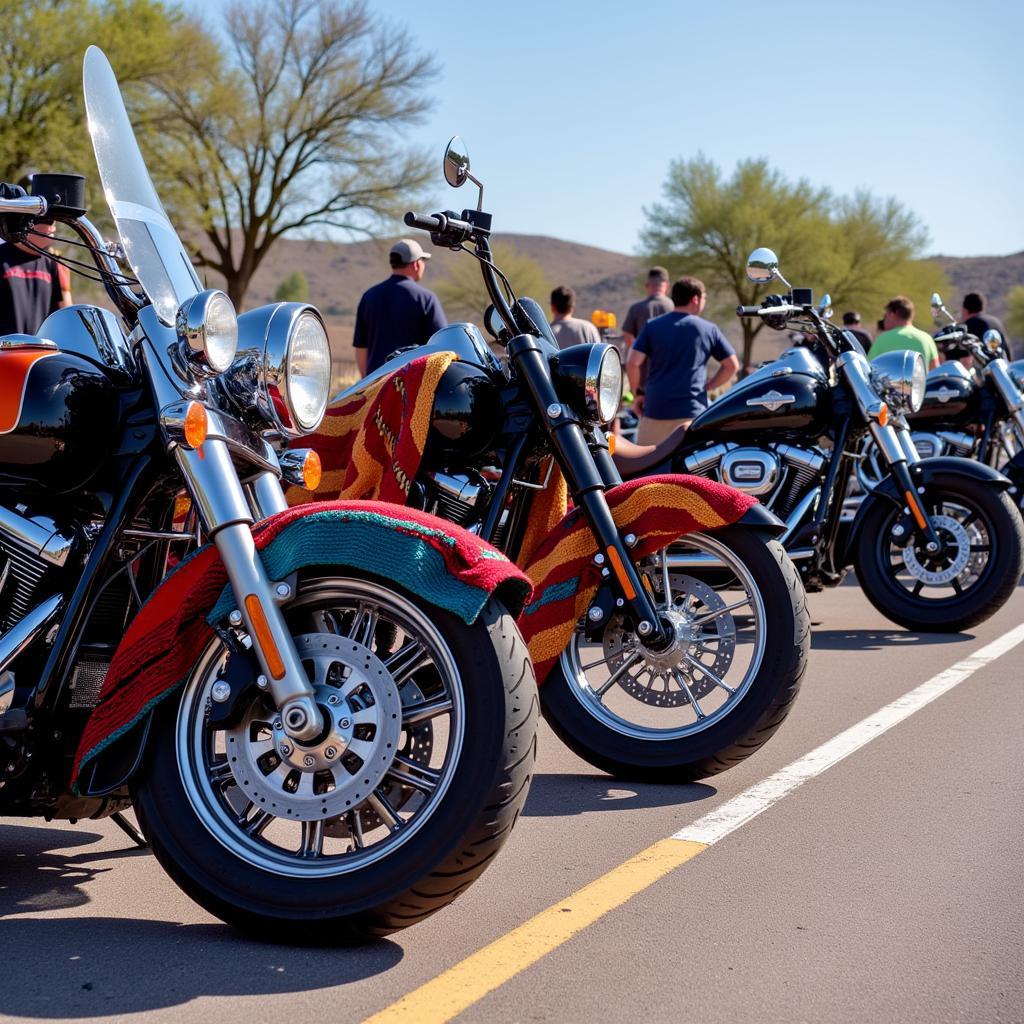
left=910, top=430, right=974, bottom=460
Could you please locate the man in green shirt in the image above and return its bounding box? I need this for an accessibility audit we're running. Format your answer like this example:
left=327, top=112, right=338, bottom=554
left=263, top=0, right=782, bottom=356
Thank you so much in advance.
left=867, top=295, right=940, bottom=368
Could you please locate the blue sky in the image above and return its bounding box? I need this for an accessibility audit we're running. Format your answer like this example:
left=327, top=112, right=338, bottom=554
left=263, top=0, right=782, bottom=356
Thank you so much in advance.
left=196, top=0, right=1023, bottom=258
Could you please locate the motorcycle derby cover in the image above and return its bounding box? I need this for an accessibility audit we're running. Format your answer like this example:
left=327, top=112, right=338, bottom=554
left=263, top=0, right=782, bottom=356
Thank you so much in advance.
left=286, top=353, right=757, bottom=682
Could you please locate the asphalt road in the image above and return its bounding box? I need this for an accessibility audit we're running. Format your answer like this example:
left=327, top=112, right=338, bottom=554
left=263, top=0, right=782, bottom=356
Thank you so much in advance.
left=2, top=579, right=1022, bottom=1024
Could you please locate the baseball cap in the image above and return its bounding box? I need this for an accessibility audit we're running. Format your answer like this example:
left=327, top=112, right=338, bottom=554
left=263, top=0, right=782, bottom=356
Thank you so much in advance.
left=390, top=238, right=432, bottom=263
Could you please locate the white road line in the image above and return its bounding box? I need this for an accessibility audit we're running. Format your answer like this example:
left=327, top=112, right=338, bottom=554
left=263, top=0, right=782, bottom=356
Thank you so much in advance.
left=675, top=621, right=1024, bottom=846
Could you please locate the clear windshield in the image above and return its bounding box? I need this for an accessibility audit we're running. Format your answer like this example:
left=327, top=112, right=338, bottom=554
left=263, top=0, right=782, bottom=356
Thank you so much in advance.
left=83, top=46, right=201, bottom=325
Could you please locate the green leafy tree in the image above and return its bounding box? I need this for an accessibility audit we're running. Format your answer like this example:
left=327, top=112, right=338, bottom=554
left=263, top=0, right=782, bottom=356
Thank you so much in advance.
left=0, top=0, right=214, bottom=190
left=434, top=243, right=552, bottom=323
left=275, top=270, right=309, bottom=302
left=1006, top=285, right=1024, bottom=343
left=641, top=154, right=947, bottom=369
left=151, top=0, right=438, bottom=309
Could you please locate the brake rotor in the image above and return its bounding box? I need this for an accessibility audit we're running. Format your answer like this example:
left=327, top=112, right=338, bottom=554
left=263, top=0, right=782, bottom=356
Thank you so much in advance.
left=901, top=514, right=972, bottom=585
left=601, top=572, right=736, bottom=706
left=224, top=632, right=403, bottom=821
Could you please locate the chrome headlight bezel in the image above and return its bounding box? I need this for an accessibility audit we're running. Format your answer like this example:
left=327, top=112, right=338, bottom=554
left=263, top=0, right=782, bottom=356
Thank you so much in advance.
left=553, top=342, right=623, bottom=425
left=224, top=302, right=332, bottom=437
left=175, top=289, right=238, bottom=377
left=870, top=349, right=926, bottom=414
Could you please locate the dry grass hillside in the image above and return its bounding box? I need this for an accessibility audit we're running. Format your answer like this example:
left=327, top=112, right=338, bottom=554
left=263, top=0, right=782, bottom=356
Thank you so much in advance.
left=205, top=234, right=1023, bottom=380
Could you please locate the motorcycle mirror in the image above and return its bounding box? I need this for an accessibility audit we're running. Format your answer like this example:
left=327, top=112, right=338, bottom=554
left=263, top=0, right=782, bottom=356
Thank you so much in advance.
left=982, top=329, right=1004, bottom=354
left=746, top=247, right=780, bottom=284
left=930, top=292, right=943, bottom=310
left=444, top=137, right=470, bottom=189
left=819, top=293, right=833, bottom=318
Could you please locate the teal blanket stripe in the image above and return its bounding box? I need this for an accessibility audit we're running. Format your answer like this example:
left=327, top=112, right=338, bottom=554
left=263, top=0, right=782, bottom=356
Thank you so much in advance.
left=208, top=516, right=492, bottom=625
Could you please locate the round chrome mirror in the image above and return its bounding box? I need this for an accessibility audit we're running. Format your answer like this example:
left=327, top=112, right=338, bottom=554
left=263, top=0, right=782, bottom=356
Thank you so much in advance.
left=930, top=292, right=943, bottom=310
left=444, top=136, right=470, bottom=188
left=982, top=329, right=1004, bottom=354
left=819, top=293, right=833, bottom=318
left=746, top=247, right=779, bottom=284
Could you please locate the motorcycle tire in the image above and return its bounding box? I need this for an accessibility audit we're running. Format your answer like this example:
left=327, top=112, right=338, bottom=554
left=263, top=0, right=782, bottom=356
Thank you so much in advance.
left=540, top=529, right=808, bottom=783
left=132, top=570, right=537, bottom=943
left=854, top=474, right=1024, bottom=632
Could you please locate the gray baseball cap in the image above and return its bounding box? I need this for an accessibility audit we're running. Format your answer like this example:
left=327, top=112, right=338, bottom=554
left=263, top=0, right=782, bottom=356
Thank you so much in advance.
left=390, top=238, right=432, bottom=263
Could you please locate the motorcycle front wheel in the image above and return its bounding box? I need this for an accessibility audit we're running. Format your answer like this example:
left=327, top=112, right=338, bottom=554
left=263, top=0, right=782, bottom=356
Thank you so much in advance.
left=854, top=475, right=1024, bottom=632
left=132, top=570, right=537, bottom=943
left=540, top=529, right=809, bottom=782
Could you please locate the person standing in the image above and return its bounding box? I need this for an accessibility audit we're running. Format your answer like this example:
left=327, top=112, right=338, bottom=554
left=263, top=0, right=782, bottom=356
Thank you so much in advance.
left=841, top=311, right=873, bottom=349
left=626, top=276, right=739, bottom=445
left=549, top=285, right=601, bottom=348
left=352, top=238, right=447, bottom=377
left=622, top=266, right=673, bottom=354
left=0, top=220, right=73, bottom=335
left=868, top=296, right=939, bottom=369
left=960, top=292, right=1010, bottom=357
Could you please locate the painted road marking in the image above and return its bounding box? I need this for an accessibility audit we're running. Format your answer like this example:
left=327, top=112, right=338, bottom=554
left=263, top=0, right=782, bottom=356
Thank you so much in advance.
left=366, top=623, right=1024, bottom=1024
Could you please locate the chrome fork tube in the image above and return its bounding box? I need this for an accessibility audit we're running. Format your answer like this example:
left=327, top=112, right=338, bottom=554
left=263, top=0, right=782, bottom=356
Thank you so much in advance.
left=249, top=471, right=289, bottom=519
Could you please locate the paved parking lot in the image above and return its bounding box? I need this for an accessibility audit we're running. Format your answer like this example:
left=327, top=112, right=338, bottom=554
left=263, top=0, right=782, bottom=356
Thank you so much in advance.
left=2, top=579, right=1022, bottom=1024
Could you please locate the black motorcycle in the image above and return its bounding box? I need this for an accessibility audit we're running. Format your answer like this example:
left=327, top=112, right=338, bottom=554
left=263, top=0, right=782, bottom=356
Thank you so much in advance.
left=0, top=49, right=537, bottom=942
left=613, top=247, right=1024, bottom=632
left=857, top=296, right=1024, bottom=508
left=336, top=137, right=810, bottom=783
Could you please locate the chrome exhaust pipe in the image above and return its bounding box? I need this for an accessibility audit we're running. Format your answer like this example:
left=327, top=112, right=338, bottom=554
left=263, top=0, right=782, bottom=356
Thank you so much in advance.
left=0, top=593, right=64, bottom=678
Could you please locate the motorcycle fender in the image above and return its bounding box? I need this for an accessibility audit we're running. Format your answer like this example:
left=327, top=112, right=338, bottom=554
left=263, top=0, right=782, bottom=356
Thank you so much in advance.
left=734, top=502, right=787, bottom=538
left=843, top=457, right=1013, bottom=567
left=74, top=501, right=533, bottom=794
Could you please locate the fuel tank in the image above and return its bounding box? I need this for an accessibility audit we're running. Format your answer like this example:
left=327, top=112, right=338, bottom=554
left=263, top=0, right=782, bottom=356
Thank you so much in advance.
left=907, top=362, right=979, bottom=427
left=686, top=346, right=831, bottom=443
left=423, top=358, right=502, bottom=466
left=0, top=338, right=121, bottom=494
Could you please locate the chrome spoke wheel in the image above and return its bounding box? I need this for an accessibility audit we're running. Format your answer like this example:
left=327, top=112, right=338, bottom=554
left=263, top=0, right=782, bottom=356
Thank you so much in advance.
left=176, top=578, right=464, bottom=878
left=560, top=534, right=767, bottom=741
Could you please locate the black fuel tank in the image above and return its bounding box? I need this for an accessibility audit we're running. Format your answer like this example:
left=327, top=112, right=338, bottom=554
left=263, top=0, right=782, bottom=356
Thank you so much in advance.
left=686, top=347, right=830, bottom=443
left=0, top=341, right=121, bottom=494
left=908, top=363, right=979, bottom=427
left=423, top=359, right=502, bottom=466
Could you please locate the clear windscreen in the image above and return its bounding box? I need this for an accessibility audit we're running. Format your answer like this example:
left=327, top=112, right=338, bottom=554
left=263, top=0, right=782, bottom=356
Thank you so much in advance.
left=83, top=46, right=201, bottom=325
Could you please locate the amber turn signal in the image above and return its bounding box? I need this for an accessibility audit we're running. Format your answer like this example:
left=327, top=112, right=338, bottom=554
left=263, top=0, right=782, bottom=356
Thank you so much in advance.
left=876, top=402, right=889, bottom=427
left=607, top=432, right=616, bottom=455
left=302, top=449, right=322, bottom=490
left=183, top=401, right=208, bottom=448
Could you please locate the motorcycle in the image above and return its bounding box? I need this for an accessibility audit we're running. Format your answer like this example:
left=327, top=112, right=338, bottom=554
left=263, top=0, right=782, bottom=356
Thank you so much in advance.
left=613, top=247, right=1024, bottom=632
left=316, top=137, right=809, bottom=783
left=856, top=296, right=1024, bottom=508
left=0, top=49, right=537, bottom=942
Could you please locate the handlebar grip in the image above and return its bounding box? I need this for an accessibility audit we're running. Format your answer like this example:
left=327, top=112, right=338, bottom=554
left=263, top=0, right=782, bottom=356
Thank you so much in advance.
left=404, top=211, right=444, bottom=232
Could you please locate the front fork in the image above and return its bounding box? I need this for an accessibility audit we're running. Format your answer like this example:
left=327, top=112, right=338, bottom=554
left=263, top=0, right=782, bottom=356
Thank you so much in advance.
left=175, top=442, right=322, bottom=742
left=507, top=334, right=671, bottom=647
left=870, top=419, right=943, bottom=552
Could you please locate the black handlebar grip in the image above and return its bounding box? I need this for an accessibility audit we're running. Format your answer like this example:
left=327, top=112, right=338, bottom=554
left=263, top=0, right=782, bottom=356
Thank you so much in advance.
left=404, top=211, right=444, bottom=232
left=736, top=305, right=762, bottom=316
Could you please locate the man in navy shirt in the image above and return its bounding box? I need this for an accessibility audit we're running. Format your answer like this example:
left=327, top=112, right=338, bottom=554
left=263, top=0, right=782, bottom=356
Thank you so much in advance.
left=626, top=276, right=739, bottom=444
left=353, top=238, right=447, bottom=376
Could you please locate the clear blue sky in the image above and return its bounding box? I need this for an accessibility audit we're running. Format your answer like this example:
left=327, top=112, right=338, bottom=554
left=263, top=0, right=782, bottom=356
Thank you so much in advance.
left=199, top=0, right=1024, bottom=258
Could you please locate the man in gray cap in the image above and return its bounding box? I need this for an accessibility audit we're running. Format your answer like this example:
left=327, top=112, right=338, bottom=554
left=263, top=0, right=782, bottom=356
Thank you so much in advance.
left=352, top=237, right=448, bottom=376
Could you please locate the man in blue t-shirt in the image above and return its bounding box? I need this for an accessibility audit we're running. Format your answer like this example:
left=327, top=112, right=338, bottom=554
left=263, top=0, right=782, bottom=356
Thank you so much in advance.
left=353, top=238, right=448, bottom=376
left=626, top=275, right=739, bottom=444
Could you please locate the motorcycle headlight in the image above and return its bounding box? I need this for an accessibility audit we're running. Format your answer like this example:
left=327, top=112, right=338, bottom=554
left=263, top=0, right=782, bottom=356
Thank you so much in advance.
left=553, top=343, right=623, bottom=424
left=871, top=349, right=926, bottom=414
left=176, top=289, right=238, bottom=376
left=226, top=303, right=332, bottom=436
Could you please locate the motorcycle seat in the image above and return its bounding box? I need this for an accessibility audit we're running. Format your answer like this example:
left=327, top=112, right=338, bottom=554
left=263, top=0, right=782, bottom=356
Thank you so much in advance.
left=612, top=425, right=687, bottom=477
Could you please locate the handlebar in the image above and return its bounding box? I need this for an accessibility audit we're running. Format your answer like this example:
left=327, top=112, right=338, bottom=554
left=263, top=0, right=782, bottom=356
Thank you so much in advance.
left=403, top=211, right=444, bottom=233
left=0, top=195, right=47, bottom=217
left=736, top=303, right=805, bottom=318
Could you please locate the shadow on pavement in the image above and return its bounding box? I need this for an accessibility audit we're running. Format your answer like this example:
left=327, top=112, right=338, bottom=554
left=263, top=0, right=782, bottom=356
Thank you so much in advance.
left=522, top=772, right=715, bottom=817
left=0, top=825, right=403, bottom=1018
left=810, top=629, right=974, bottom=651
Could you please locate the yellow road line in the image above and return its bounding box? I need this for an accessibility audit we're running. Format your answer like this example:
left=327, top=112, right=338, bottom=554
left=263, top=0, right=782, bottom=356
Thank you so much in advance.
left=363, top=838, right=707, bottom=1024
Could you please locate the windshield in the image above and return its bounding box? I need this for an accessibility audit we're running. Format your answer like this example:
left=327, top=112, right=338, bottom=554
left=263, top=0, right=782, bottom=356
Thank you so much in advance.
left=83, top=46, right=201, bottom=325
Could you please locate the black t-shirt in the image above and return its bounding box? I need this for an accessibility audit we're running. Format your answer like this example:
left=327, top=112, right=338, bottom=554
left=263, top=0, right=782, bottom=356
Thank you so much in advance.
left=963, top=312, right=1011, bottom=357
left=0, top=242, right=66, bottom=335
left=352, top=275, right=447, bottom=374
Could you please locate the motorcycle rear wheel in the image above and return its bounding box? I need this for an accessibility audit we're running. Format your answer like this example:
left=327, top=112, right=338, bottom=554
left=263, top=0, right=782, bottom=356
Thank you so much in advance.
left=132, top=570, right=537, bottom=943
left=540, top=529, right=808, bottom=782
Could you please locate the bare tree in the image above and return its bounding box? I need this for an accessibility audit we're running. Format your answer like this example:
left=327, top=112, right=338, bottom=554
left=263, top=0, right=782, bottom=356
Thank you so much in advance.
left=155, top=0, right=438, bottom=308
